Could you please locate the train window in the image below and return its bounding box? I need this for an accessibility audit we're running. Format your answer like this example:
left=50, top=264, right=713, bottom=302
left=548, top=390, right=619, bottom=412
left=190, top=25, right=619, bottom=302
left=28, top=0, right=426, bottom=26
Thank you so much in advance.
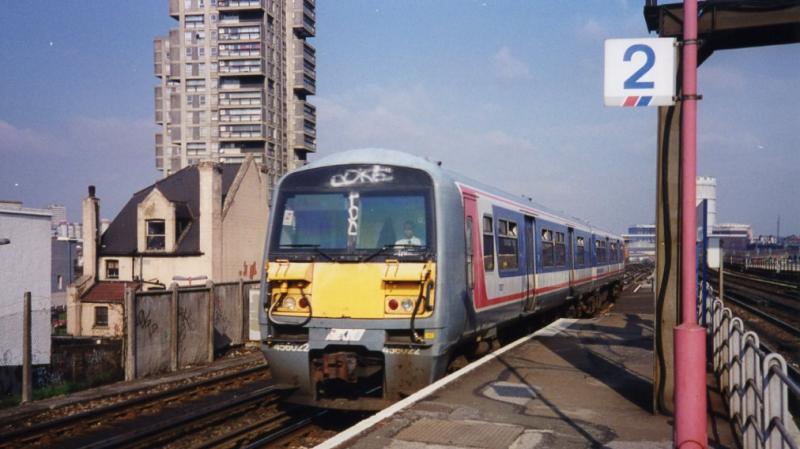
left=497, top=219, right=519, bottom=270
left=357, top=194, right=427, bottom=248
left=610, top=242, right=617, bottom=262
left=596, top=240, right=607, bottom=264
left=276, top=192, right=430, bottom=250
left=483, top=215, right=495, bottom=271
left=541, top=229, right=554, bottom=267
left=576, top=237, right=585, bottom=267
left=555, top=232, right=566, bottom=266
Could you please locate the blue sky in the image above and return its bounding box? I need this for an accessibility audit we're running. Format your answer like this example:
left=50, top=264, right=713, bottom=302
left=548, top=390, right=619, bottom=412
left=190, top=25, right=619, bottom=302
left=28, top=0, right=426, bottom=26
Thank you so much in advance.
left=0, top=1, right=798, bottom=236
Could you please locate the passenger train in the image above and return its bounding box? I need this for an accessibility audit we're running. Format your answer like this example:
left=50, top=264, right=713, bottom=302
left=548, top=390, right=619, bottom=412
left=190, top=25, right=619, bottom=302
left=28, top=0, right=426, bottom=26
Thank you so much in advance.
left=258, top=149, right=624, bottom=410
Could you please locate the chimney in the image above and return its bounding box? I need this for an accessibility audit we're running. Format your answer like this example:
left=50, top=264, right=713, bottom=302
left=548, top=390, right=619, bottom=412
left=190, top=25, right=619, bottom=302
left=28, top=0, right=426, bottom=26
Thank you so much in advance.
left=198, top=163, right=222, bottom=281
left=82, top=185, right=100, bottom=279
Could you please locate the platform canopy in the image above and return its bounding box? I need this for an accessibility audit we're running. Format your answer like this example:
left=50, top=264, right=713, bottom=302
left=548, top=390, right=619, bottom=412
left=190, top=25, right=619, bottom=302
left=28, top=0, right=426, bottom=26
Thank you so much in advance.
left=644, top=0, right=800, bottom=62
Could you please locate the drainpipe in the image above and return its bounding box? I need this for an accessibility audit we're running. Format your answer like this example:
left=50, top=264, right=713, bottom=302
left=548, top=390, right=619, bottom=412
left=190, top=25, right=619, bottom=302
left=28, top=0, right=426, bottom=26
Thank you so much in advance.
left=674, top=0, right=707, bottom=448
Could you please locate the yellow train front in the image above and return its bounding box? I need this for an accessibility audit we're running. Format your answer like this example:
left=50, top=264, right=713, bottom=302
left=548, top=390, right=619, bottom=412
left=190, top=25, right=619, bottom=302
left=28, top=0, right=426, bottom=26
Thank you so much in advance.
left=258, top=149, right=624, bottom=410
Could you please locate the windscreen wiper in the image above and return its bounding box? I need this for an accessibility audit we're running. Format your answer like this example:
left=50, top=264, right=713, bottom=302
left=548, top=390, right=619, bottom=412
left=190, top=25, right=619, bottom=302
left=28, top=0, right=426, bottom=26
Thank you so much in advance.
left=361, top=244, right=426, bottom=263
left=280, top=244, right=335, bottom=261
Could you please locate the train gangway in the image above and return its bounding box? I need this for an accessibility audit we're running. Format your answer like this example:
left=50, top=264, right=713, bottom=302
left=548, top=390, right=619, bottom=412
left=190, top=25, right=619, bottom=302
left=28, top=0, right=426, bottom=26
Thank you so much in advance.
left=313, top=285, right=738, bottom=449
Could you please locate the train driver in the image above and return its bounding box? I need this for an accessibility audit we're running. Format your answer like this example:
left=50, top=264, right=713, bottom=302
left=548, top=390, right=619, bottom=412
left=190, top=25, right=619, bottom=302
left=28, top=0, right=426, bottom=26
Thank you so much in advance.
left=395, top=221, right=422, bottom=246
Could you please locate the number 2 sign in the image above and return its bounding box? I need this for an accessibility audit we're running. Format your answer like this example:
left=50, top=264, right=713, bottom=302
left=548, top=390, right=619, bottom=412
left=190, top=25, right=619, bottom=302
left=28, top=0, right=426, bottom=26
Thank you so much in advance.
left=604, top=38, right=677, bottom=107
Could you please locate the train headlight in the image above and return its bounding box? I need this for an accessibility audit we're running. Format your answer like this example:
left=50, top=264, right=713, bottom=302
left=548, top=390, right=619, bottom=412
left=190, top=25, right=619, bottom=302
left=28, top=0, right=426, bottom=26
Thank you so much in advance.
left=401, top=298, right=415, bottom=312
left=283, top=297, right=297, bottom=311
left=387, top=298, right=399, bottom=311
left=298, top=297, right=309, bottom=309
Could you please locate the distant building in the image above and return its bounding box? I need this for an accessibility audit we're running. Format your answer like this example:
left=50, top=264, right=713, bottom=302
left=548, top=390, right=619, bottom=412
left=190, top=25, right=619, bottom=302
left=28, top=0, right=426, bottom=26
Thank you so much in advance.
left=696, top=176, right=717, bottom=227
left=0, top=201, right=52, bottom=367
left=712, top=223, right=752, bottom=252
left=153, top=0, right=317, bottom=188
left=67, top=157, right=268, bottom=337
left=47, top=204, right=67, bottom=228
left=622, top=224, right=656, bottom=262
left=51, top=237, right=81, bottom=308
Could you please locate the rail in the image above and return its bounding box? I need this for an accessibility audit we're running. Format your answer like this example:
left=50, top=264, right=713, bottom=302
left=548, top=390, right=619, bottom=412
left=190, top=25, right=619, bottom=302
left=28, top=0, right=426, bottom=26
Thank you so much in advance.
left=704, top=284, right=800, bottom=449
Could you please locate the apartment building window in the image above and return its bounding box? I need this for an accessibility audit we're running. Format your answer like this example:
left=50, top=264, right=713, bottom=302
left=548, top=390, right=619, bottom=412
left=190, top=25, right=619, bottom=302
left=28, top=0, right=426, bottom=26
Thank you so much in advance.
left=187, top=142, right=207, bottom=156
left=146, top=219, right=166, bottom=250
left=186, top=79, right=206, bottom=92
left=220, top=108, right=262, bottom=122
left=106, top=260, right=119, bottom=279
left=94, top=306, right=109, bottom=327
left=185, top=15, right=205, bottom=29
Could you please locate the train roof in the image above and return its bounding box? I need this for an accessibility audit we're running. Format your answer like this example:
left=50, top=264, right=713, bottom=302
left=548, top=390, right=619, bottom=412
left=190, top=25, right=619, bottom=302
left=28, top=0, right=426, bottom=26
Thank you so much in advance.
left=299, top=148, right=622, bottom=240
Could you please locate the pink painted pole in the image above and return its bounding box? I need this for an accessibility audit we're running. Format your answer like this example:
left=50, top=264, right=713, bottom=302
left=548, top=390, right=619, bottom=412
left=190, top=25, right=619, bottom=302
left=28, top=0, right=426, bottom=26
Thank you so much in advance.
left=674, top=0, right=708, bottom=448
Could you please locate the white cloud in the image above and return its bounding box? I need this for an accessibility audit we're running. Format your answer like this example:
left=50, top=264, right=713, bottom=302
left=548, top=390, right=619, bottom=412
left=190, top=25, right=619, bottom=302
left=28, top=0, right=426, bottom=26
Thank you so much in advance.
left=577, top=18, right=608, bottom=41
left=0, top=116, right=159, bottom=221
left=0, top=117, right=155, bottom=156
left=492, top=46, right=531, bottom=80
left=0, top=120, right=55, bottom=153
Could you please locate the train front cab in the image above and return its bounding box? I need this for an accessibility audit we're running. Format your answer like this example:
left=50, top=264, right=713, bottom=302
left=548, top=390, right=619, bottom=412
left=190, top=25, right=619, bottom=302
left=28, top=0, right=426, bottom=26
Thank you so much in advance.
left=260, top=164, right=447, bottom=410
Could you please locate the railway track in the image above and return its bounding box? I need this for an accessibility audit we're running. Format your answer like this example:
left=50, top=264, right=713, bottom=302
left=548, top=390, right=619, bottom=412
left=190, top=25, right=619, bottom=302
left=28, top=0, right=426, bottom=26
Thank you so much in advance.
left=0, top=364, right=273, bottom=449
left=74, top=385, right=297, bottom=449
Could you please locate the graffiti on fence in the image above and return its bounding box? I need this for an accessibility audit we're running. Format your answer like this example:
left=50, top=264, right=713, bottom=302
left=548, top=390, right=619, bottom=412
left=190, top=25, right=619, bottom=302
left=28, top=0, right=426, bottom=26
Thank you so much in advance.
left=136, top=308, right=159, bottom=338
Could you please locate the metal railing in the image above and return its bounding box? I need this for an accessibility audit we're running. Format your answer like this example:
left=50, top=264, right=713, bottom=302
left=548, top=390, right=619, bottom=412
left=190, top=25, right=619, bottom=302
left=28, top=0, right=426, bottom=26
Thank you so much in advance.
left=705, top=285, right=800, bottom=448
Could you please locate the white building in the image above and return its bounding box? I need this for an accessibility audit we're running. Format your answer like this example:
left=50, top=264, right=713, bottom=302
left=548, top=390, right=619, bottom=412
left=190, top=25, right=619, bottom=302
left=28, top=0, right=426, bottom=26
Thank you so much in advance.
left=0, top=201, right=52, bottom=366
left=696, top=176, right=717, bottom=228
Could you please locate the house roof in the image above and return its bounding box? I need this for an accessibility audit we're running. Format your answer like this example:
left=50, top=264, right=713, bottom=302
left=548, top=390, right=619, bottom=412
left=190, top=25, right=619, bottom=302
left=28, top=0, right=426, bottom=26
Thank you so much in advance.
left=99, top=163, right=242, bottom=257
left=81, top=281, right=141, bottom=304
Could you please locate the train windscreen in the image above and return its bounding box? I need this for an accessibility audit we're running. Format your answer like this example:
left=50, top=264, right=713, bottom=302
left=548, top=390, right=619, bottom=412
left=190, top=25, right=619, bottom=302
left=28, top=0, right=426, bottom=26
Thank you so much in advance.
left=270, top=164, right=435, bottom=261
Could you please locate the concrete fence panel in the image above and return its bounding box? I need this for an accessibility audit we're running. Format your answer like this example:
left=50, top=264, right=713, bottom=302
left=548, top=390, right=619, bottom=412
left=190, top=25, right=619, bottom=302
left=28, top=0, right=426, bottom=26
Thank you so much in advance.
left=177, top=288, right=210, bottom=368
left=213, top=283, right=242, bottom=349
left=134, top=292, right=172, bottom=378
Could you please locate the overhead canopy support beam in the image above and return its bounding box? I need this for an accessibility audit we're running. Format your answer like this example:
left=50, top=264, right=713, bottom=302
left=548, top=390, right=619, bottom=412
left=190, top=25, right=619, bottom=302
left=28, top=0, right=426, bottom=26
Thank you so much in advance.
left=645, top=1, right=800, bottom=63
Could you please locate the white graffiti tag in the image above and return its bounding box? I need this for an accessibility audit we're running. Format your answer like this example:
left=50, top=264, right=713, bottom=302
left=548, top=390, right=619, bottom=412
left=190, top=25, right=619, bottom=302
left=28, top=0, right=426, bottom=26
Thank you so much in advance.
left=330, top=165, right=394, bottom=187
left=347, top=192, right=360, bottom=236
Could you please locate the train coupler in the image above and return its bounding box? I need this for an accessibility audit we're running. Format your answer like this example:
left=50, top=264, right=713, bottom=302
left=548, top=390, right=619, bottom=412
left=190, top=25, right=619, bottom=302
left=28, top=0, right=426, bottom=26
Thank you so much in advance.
left=311, top=350, right=383, bottom=387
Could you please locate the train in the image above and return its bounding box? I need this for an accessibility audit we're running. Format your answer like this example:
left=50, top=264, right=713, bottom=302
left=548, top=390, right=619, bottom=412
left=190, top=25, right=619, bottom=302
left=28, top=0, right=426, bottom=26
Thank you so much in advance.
left=258, top=149, right=624, bottom=410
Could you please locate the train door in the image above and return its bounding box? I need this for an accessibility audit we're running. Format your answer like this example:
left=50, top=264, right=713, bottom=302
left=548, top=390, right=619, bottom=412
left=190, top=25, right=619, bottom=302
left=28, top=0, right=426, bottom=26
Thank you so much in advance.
left=568, top=228, right=575, bottom=290
left=524, top=216, right=536, bottom=312
left=462, top=192, right=487, bottom=309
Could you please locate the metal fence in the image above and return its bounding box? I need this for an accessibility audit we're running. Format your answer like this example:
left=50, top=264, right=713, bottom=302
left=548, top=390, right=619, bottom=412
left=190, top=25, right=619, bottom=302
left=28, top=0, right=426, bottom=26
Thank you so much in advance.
left=124, top=280, right=259, bottom=380
left=705, top=285, right=800, bottom=449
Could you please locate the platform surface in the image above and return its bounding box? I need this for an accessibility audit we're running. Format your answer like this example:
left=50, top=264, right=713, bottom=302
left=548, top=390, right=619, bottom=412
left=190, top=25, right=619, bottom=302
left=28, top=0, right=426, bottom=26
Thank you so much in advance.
left=329, top=287, right=737, bottom=449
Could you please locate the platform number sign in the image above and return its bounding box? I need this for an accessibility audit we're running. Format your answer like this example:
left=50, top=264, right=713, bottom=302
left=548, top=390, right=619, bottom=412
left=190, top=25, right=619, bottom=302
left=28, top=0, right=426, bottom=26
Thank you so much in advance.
left=604, top=38, right=677, bottom=107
